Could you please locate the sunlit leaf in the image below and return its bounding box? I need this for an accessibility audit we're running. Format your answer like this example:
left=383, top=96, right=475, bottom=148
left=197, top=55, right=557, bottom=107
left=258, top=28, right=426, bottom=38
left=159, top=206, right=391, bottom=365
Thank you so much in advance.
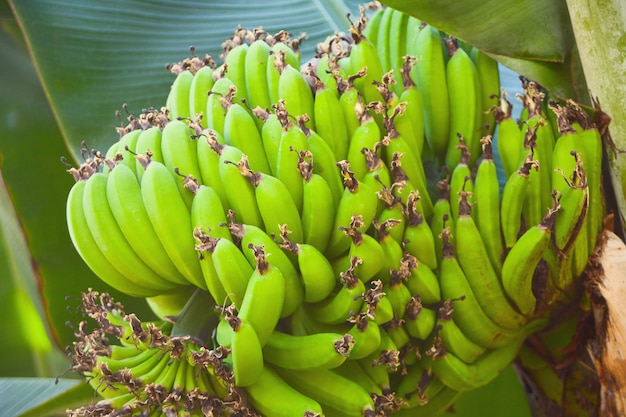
left=0, top=18, right=156, bottom=353
left=0, top=378, right=92, bottom=417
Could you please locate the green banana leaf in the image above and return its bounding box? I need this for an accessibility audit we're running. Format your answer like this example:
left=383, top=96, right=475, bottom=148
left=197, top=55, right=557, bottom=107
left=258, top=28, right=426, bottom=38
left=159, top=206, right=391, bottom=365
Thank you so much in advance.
left=0, top=0, right=602, bottom=415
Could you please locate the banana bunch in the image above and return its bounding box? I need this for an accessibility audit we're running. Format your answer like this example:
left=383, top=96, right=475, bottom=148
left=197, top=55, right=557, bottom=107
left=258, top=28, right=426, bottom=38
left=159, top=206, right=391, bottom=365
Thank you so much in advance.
left=65, top=4, right=606, bottom=417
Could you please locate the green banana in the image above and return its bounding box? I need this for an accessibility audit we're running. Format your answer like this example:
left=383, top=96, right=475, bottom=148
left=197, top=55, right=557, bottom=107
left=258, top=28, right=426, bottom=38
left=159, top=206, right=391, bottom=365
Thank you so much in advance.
left=134, top=126, right=164, bottom=181
left=402, top=190, right=437, bottom=271
left=275, top=117, right=309, bottom=212
left=435, top=300, right=487, bottom=364
left=473, top=136, right=504, bottom=273
left=245, top=366, right=323, bottom=417
left=280, top=231, right=336, bottom=303
left=404, top=295, right=437, bottom=340
left=448, top=135, right=474, bottom=222
left=195, top=129, right=228, bottom=207
left=223, top=43, right=249, bottom=105
left=238, top=158, right=303, bottom=243
left=275, top=366, right=377, bottom=417
left=82, top=171, right=179, bottom=292
left=494, top=91, right=524, bottom=178
left=115, top=129, right=142, bottom=175
left=205, top=77, right=235, bottom=136
left=455, top=190, right=529, bottom=329
left=238, top=244, right=286, bottom=346
left=312, top=73, right=350, bottom=160
left=231, top=222, right=303, bottom=318
left=348, top=9, right=385, bottom=106
left=267, top=38, right=301, bottom=105
left=140, top=159, right=205, bottom=288
left=254, top=108, right=282, bottom=176
left=444, top=40, right=481, bottom=171
left=218, top=145, right=264, bottom=228
left=166, top=69, right=194, bottom=120
left=470, top=46, right=500, bottom=137
left=222, top=100, right=271, bottom=174
left=430, top=179, right=454, bottom=265
left=346, top=315, right=382, bottom=360
left=429, top=336, right=524, bottom=392
left=208, top=237, right=253, bottom=309
left=264, top=331, right=353, bottom=371
left=502, top=203, right=559, bottom=316
left=438, top=227, right=526, bottom=348
left=106, top=162, right=189, bottom=286
left=278, top=63, right=315, bottom=130
left=346, top=111, right=382, bottom=181
left=299, top=153, right=335, bottom=252
left=189, top=65, right=215, bottom=127
left=405, top=255, right=441, bottom=304
left=411, top=24, right=449, bottom=161
left=244, top=36, right=272, bottom=110
left=228, top=317, right=264, bottom=387
left=160, top=118, right=203, bottom=209
left=325, top=162, right=379, bottom=259
left=501, top=152, right=538, bottom=248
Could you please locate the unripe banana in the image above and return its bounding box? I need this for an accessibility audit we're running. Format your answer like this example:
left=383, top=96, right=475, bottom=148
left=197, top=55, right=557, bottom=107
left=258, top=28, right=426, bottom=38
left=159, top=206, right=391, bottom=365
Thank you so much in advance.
left=238, top=159, right=303, bottom=243
left=405, top=255, right=441, bottom=304
left=435, top=300, right=487, bottom=364
left=438, top=227, right=526, bottom=348
left=374, top=6, right=394, bottom=78
left=430, top=179, right=454, bottom=265
left=228, top=316, right=264, bottom=387
left=553, top=154, right=589, bottom=252
left=402, top=190, right=437, bottom=271
left=502, top=204, right=559, bottom=316
left=411, top=24, right=449, bottom=161
left=280, top=231, right=336, bottom=303
left=160, top=118, right=203, bottom=209
left=223, top=43, right=249, bottom=105
left=312, top=74, right=350, bottom=160
left=166, top=69, right=194, bottom=120
left=448, top=136, right=474, bottom=221
left=264, top=331, right=353, bottom=371
left=195, top=129, right=229, bottom=207
left=446, top=41, right=482, bottom=171
left=205, top=77, right=235, bottom=136
left=470, top=47, right=499, bottom=137
left=455, top=191, right=529, bottom=329
left=106, top=162, right=189, bottom=286
left=346, top=112, right=382, bottom=181
left=337, top=72, right=366, bottom=139
left=348, top=9, right=385, bottom=107
left=140, top=159, right=205, bottom=288
left=83, top=171, right=180, bottom=292
left=189, top=65, right=215, bottom=126
left=372, top=219, right=404, bottom=284
left=237, top=244, right=286, bottom=346
left=245, top=366, right=323, bottom=417
left=473, top=136, right=504, bottom=273
left=501, top=153, right=538, bottom=249
left=346, top=314, right=382, bottom=360
left=306, top=258, right=366, bottom=325
left=494, top=91, right=524, bottom=178
left=115, top=129, right=142, bottom=175
left=244, top=36, right=272, bottom=111
left=325, top=162, right=379, bottom=259
left=67, top=181, right=156, bottom=297
left=398, top=58, right=426, bottom=156
left=218, top=146, right=264, bottom=228
left=275, top=366, right=377, bottom=417
left=404, top=295, right=437, bottom=340
left=387, top=9, right=409, bottom=97
left=208, top=237, right=253, bottom=308
left=267, top=39, right=301, bottom=105
left=278, top=64, right=315, bottom=130
left=275, top=117, right=309, bottom=212
left=304, top=125, right=345, bottom=209
left=299, top=153, right=336, bottom=252
left=232, top=222, right=304, bottom=318
left=253, top=108, right=282, bottom=176
left=222, top=101, right=271, bottom=174
left=134, top=126, right=164, bottom=181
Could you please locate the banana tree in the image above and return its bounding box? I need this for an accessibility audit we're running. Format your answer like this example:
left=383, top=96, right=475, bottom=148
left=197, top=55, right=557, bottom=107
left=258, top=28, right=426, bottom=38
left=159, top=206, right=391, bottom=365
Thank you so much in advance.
left=1, top=0, right=623, bottom=415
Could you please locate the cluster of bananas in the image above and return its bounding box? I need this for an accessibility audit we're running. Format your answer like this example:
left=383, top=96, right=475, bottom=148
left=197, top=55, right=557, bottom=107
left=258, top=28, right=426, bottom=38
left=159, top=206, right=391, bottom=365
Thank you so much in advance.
left=65, top=4, right=605, bottom=417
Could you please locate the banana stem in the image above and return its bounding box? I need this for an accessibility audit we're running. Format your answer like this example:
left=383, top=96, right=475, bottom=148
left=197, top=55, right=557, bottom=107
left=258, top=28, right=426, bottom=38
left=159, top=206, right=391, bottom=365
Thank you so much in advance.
left=169, top=288, right=220, bottom=344
left=565, top=0, right=626, bottom=240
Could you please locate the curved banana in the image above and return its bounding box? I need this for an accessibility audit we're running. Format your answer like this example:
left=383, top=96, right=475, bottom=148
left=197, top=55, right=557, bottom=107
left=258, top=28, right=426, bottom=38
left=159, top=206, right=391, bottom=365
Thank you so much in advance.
left=223, top=43, right=249, bottom=105
left=404, top=296, right=437, bottom=340
left=244, top=36, right=272, bottom=111
left=274, top=366, right=377, bottom=417
left=195, top=129, right=228, bottom=207
left=106, top=162, right=189, bottom=286
left=501, top=152, right=538, bottom=249
left=405, top=257, right=441, bottom=304
left=348, top=9, right=385, bottom=106
left=166, top=69, right=194, bottom=120
left=160, top=118, right=202, bottom=209
left=264, top=330, right=353, bottom=371
left=246, top=366, right=323, bottom=416
left=222, top=101, right=271, bottom=174
left=402, top=190, right=437, bottom=271
left=312, top=75, right=350, bottom=161
left=275, top=117, right=309, bottom=213
left=470, top=47, right=500, bottom=137
left=205, top=77, right=235, bottom=136
left=494, top=91, right=524, bottom=178
left=67, top=180, right=155, bottom=296
left=189, top=65, right=215, bottom=127
left=228, top=317, right=264, bottom=387
left=140, top=159, right=205, bottom=289
left=278, top=63, right=315, bottom=130
left=455, top=191, right=529, bottom=329
left=411, top=24, right=449, bottom=161
left=502, top=204, right=559, bottom=316
left=83, top=171, right=179, bottom=292
left=473, top=136, right=504, bottom=273
left=435, top=300, right=487, bottom=364
left=134, top=126, right=164, bottom=181
left=238, top=245, right=286, bottom=346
